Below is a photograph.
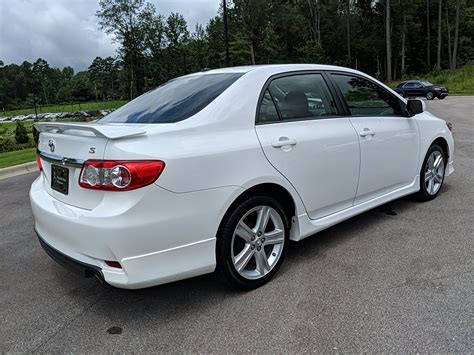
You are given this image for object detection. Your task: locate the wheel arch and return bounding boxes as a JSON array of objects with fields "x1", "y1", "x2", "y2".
[
  {"x1": 216, "y1": 183, "x2": 297, "y2": 237},
  {"x1": 430, "y1": 136, "x2": 449, "y2": 160}
]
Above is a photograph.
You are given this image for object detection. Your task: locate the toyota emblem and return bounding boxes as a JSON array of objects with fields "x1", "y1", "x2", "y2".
[{"x1": 48, "y1": 139, "x2": 55, "y2": 153}]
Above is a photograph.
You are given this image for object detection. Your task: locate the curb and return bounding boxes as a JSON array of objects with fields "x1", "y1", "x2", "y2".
[{"x1": 0, "y1": 161, "x2": 38, "y2": 180}]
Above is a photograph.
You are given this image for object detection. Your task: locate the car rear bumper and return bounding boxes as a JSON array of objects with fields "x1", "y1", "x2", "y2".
[
  {"x1": 36, "y1": 230, "x2": 104, "y2": 281},
  {"x1": 30, "y1": 174, "x2": 242, "y2": 289}
]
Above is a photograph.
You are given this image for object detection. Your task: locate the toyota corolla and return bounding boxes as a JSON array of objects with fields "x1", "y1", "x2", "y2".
[{"x1": 30, "y1": 64, "x2": 454, "y2": 289}]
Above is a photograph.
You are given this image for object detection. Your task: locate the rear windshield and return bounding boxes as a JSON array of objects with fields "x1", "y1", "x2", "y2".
[{"x1": 99, "y1": 73, "x2": 243, "y2": 124}]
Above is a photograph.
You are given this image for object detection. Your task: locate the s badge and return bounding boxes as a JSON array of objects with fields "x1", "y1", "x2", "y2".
[{"x1": 89, "y1": 147, "x2": 96, "y2": 154}]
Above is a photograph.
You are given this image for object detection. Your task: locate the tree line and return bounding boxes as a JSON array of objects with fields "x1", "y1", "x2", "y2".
[{"x1": 0, "y1": 0, "x2": 472, "y2": 111}]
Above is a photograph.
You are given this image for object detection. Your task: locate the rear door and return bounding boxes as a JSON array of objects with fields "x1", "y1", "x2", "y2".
[
  {"x1": 330, "y1": 73, "x2": 419, "y2": 204},
  {"x1": 255, "y1": 72, "x2": 360, "y2": 219}
]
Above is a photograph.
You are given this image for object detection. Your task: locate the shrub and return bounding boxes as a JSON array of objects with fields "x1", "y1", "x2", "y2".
[
  {"x1": 15, "y1": 121, "x2": 29, "y2": 144},
  {"x1": 0, "y1": 136, "x2": 16, "y2": 153}
]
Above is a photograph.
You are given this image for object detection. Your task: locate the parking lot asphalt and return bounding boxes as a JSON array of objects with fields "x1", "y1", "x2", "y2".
[{"x1": 1, "y1": 96, "x2": 472, "y2": 352}]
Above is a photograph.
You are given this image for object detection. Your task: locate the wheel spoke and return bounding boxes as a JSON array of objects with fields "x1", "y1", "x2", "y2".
[
  {"x1": 234, "y1": 245, "x2": 254, "y2": 272},
  {"x1": 430, "y1": 178, "x2": 436, "y2": 194},
  {"x1": 235, "y1": 221, "x2": 254, "y2": 243},
  {"x1": 434, "y1": 172, "x2": 443, "y2": 184},
  {"x1": 255, "y1": 251, "x2": 270, "y2": 275},
  {"x1": 427, "y1": 178, "x2": 434, "y2": 194},
  {"x1": 428, "y1": 153, "x2": 435, "y2": 169},
  {"x1": 425, "y1": 171, "x2": 432, "y2": 182},
  {"x1": 264, "y1": 229, "x2": 285, "y2": 245},
  {"x1": 434, "y1": 155, "x2": 443, "y2": 169},
  {"x1": 255, "y1": 206, "x2": 271, "y2": 233}
]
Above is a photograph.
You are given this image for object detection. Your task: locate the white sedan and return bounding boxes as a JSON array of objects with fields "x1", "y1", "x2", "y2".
[{"x1": 31, "y1": 64, "x2": 454, "y2": 289}]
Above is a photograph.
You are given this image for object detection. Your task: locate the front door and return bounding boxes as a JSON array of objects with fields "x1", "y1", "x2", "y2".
[{"x1": 331, "y1": 73, "x2": 420, "y2": 204}]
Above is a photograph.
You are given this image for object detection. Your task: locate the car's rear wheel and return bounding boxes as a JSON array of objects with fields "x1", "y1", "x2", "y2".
[
  {"x1": 416, "y1": 144, "x2": 446, "y2": 201},
  {"x1": 216, "y1": 195, "x2": 289, "y2": 289},
  {"x1": 426, "y1": 91, "x2": 434, "y2": 100}
]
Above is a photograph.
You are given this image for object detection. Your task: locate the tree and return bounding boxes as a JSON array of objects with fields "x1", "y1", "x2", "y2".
[
  {"x1": 346, "y1": 0, "x2": 351, "y2": 63},
  {"x1": 437, "y1": 0, "x2": 443, "y2": 69},
  {"x1": 15, "y1": 121, "x2": 29, "y2": 144},
  {"x1": 97, "y1": 0, "x2": 157, "y2": 99},
  {"x1": 427, "y1": 0, "x2": 431, "y2": 69},
  {"x1": 386, "y1": 0, "x2": 392, "y2": 81},
  {"x1": 451, "y1": 0, "x2": 461, "y2": 69}
]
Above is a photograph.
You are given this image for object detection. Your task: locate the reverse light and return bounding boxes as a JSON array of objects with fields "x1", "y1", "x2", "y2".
[
  {"x1": 79, "y1": 160, "x2": 165, "y2": 191},
  {"x1": 36, "y1": 153, "x2": 43, "y2": 172}
]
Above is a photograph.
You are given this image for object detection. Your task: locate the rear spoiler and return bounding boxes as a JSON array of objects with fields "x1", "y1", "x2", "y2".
[{"x1": 34, "y1": 122, "x2": 146, "y2": 140}]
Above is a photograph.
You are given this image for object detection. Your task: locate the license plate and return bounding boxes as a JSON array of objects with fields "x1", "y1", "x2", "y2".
[{"x1": 51, "y1": 164, "x2": 69, "y2": 195}]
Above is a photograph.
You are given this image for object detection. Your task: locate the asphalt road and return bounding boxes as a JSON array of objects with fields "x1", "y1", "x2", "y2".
[{"x1": 1, "y1": 96, "x2": 472, "y2": 352}]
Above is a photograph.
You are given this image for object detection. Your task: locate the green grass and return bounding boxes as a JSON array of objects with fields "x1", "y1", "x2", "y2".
[
  {"x1": 0, "y1": 118, "x2": 90, "y2": 134},
  {"x1": 391, "y1": 64, "x2": 474, "y2": 95},
  {"x1": 0, "y1": 100, "x2": 127, "y2": 117},
  {"x1": 0, "y1": 120, "x2": 35, "y2": 131},
  {"x1": 0, "y1": 148, "x2": 36, "y2": 169}
]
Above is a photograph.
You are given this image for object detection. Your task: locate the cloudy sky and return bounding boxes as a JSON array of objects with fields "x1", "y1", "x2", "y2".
[{"x1": 0, "y1": 0, "x2": 220, "y2": 71}]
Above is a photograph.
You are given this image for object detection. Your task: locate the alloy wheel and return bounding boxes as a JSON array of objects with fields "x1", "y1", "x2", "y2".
[
  {"x1": 424, "y1": 150, "x2": 445, "y2": 195},
  {"x1": 231, "y1": 205, "x2": 285, "y2": 280}
]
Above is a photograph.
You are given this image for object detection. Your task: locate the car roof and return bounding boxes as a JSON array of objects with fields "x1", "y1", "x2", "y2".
[{"x1": 192, "y1": 64, "x2": 366, "y2": 76}]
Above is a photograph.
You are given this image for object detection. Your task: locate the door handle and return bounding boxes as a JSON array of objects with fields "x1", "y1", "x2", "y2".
[
  {"x1": 271, "y1": 138, "x2": 297, "y2": 148},
  {"x1": 359, "y1": 128, "x2": 375, "y2": 137}
]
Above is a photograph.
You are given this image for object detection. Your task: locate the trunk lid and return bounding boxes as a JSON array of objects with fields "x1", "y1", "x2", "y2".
[{"x1": 35, "y1": 122, "x2": 147, "y2": 210}]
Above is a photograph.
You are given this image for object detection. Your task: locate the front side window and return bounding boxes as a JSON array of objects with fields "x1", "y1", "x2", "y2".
[
  {"x1": 332, "y1": 74, "x2": 403, "y2": 116},
  {"x1": 99, "y1": 73, "x2": 243, "y2": 124},
  {"x1": 264, "y1": 74, "x2": 338, "y2": 121}
]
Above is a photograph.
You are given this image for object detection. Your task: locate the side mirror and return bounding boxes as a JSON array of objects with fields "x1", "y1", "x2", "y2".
[{"x1": 406, "y1": 99, "x2": 425, "y2": 116}]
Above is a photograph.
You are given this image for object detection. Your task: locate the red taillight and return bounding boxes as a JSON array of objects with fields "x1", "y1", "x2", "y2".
[
  {"x1": 79, "y1": 160, "x2": 165, "y2": 191},
  {"x1": 36, "y1": 153, "x2": 43, "y2": 172},
  {"x1": 105, "y1": 260, "x2": 122, "y2": 268}
]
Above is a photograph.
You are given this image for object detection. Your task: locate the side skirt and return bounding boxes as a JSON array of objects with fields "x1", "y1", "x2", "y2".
[{"x1": 290, "y1": 175, "x2": 420, "y2": 241}]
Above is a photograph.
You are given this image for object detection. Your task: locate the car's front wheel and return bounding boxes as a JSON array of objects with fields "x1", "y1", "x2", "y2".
[
  {"x1": 416, "y1": 144, "x2": 446, "y2": 201},
  {"x1": 216, "y1": 195, "x2": 289, "y2": 289}
]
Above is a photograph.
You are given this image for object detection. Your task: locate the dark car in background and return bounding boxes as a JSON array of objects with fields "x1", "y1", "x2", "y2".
[{"x1": 395, "y1": 80, "x2": 449, "y2": 100}]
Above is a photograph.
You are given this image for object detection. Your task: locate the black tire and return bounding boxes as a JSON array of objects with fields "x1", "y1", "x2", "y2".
[
  {"x1": 426, "y1": 91, "x2": 434, "y2": 100},
  {"x1": 415, "y1": 144, "x2": 446, "y2": 201},
  {"x1": 439, "y1": 95, "x2": 446, "y2": 100},
  {"x1": 216, "y1": 195, "x2": 290, "y2": 289}
]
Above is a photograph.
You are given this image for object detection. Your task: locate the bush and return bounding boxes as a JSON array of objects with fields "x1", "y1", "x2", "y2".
[
  {"x1": 0, "y1": 136, "x2": 16, "y2": 153},
  {"x1": 15, "y1": 121, "x2": 29, "y2": 144}
]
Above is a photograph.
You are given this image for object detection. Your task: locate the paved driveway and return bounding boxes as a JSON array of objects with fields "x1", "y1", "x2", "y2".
[{"x1": 0, "y1": 96, "x2": 472, "y2": 352}]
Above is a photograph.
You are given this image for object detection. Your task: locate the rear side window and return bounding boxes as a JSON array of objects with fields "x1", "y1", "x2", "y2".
[
  {"x1": 258, "y1": 90, "x2": 279, "y2": 123},
  {"x1": 261, "y1": 74, "x2": 337, "y2": 122},
  {"x1": 99, "y1": 73, "x2": 243, "y2": 124},
  {"x1": 332, "y1": 74, "x2": 403, "y2": 116}
]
